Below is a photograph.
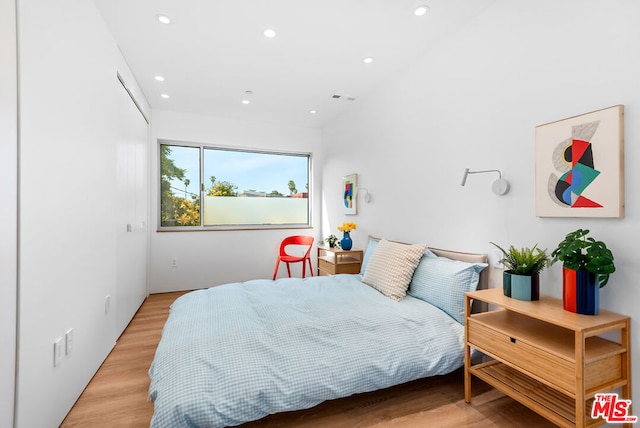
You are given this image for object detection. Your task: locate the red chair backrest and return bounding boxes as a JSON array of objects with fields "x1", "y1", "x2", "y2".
[{"x1": 279, "y1": 235, "x2": 314, "y2": 257}]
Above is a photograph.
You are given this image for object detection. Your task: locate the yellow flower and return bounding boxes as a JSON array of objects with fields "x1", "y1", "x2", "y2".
[{"x1": 337, "y1": 222, "x2": 357, "y2": 233}]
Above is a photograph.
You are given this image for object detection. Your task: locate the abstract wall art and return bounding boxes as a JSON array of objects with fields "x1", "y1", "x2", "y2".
[
  {"x1": 342, "y1": 173, "x2": 357, "y2": 215},
  {"x1": 535, "y1": 105, "x2": 624, "y2": 218}
]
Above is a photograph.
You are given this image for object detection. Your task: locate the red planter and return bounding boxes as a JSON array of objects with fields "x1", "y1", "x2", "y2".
[
  {"x1": 562, "y1": 267, "x2": 599, "y2": 315},
  {"x1": 562, "y1": 267, "x2": 577, "y2": 313}
]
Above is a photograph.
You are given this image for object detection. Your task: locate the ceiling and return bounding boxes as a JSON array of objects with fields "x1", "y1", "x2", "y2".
[{"x1": 94, "y1": 0, "x2": 496, "y2": 129}]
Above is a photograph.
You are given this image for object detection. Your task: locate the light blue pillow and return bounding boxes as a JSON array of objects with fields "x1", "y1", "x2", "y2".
[
  {"x1": 408, "y1": 255, "x2": 487, "y2": 324},
  {"x1": 359, "y1": 238, "x2": 378, "y2": 274}
]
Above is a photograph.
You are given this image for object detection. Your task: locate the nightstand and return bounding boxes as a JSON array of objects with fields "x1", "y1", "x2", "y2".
[
  {"x1": 317, "y1": 246, "x2": 363, "y2": 276},
  {"x1": 464, "y1": 288, "x2": 632, "y2": 428}
]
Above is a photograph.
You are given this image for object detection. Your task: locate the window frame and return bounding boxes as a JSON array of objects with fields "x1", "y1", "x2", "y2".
[{"x1": 157, "y1": 139, "x2": 313, "y2": 231}]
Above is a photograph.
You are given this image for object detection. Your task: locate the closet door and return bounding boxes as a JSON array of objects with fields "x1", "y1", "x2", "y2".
[
  {"x1": 115, "y1": 79, "x2": 149, "y2": 336},
  {"x1": 0, "y1": 0, "x2": 18, "y2": 424}
]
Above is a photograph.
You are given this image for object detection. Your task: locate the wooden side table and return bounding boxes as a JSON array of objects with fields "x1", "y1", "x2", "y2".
[
  {"x1": 464, "y1": 288, "x2": 632, "y2": 428},
  {"x1": 317, "y1": 246, "x2": 363, "y2": 276}
]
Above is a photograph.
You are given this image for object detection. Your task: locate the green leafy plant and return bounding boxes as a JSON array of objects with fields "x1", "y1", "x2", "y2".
[
  {"x1": 491, "y1": 242, "x2": 550, "y2": 276},
  {"x1": 321, "y1": 234, "x2": 340, "y2": 248},
  {"x1": 550, "y1": 229, "x2": 615, "y2": 287}
]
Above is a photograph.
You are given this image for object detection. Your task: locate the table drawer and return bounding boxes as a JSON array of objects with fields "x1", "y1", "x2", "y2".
[
  {"x1": 318, "y1": 256, "x2": 362, "y2": 275},
  {"x1": 318, "y1": 258, "x2": 334, "y2": 275},
  {"x1": 468, "y1": 318, "x2": 575, "y2": 394},
  {"x1": 334, "y1": 263, "x2": 361, "y2": 274}
]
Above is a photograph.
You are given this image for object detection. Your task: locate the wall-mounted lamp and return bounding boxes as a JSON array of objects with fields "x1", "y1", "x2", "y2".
[
  {"x1": 357, "y1": 187, "x2": 372, "y2": 203},
  {"x1": 461, "y1": 168, "x2": 510, "y2": 195}
]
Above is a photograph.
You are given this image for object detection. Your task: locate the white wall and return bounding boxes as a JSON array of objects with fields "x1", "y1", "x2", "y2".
[
  {"x1": 16, "y1": 0, "x2": 149, "y2": 426},
  {"x1": 0, "y1": 0, "x2": 17, "y2": 426},
  {"x1": 322, "y1": 0, "x2": 640, "y2": 405},
  {"x1": 150, "y1": 110, "x2": 322, "y2": 292}
]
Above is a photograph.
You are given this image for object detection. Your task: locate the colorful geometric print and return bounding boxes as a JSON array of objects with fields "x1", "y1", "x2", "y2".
[
  {"x1": 343, "y1": 180, "x2": 354, "y2": 208},
  {"x1": 551, "y1": 121, "x2": 602, "y2": 208}
]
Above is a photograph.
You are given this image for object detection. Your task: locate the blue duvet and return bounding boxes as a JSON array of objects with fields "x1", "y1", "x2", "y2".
[{"x1": 149, "y1": 274, "x2": 465, "y2": 427}]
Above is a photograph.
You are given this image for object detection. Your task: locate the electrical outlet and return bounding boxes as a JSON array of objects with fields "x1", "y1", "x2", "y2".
[
  {"x1": 491, "y1": 250, "x2": 504, "y2": 269},
  {"x1": 53, "y1": 337, "x2": 63, "y2": 367},
  {"x1": 171, "y1": 258, "x2": 177, "y2": 267},
  {"x1": 65, "y1": 328, "x2": 74, "y2": 355}
]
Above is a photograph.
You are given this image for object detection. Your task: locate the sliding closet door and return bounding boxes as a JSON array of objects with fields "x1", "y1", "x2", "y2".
[
  {"x1": 115, "y1": 79, "x2": 149, "y2": 336},
  {"x1": 0, "y1": 0, "x2": 17, "y2": 425}
]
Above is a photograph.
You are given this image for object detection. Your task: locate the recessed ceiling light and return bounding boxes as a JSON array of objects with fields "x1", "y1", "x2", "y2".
[
  {"x1": 154, "y1": 75, "x2": 165, "y2": 82},
  {"x1": 363, "y1": 57, "x2": 374, "y2": 64},
  {"x1": 310, "y1": 110, "x2": 317, "y2": 114},
  {"x1": 160, "y1": 93, "x2": 170, "y2": 99},
  {"x1": 414, "y1": 5, "x2": 430, "y2": 17},
  {"x1": 263, "y1": 28, "x2": 276, "y2": 38},
  {"x1": 241, "y1": 99, "x2": 251, "y2": 105},
  {"x1": 156, "y1": 14, "x2": 171, "y2": 24}
]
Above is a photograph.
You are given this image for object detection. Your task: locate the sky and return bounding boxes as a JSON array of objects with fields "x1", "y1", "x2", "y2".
[{"x1": 166, "y1": 145, "x2": 309, "y2": 198}]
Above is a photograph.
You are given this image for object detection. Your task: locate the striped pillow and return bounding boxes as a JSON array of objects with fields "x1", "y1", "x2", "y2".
[{"x1": 362, "y1": 239, "x2": 427, "y2": 301}]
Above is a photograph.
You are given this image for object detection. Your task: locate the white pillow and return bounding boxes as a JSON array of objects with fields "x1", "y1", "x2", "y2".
[{"x1": 362, "y1": 239, "x2": 427, "y2": 301}]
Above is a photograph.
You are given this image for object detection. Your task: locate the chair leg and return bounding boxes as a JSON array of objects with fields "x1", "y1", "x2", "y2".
[
  {"x1": 307, "y1": 258, "x2": 314, "y2": 276},
  {"x1": 273, "y1": 259, "x2": 280, "y2": 280},
  {"x1": 286, "y1": 262, "x2": 292, "y2": 278},
  {"x1": 301, "y1": 261, "x2": 306, "y2": 278}
]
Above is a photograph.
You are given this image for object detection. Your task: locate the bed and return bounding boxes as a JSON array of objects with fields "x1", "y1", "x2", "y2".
[{"x1": 148, "y1": 238, "x2": 488, "y2": 427}]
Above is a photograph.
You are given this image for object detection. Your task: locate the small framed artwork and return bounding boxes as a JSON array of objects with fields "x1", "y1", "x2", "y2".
[
  {"x1": 342, "y1": 173, "x2": 357, "y2": 215},
  {"x1": 535, "y1": 105, "x2": 624, "y2": 218}
]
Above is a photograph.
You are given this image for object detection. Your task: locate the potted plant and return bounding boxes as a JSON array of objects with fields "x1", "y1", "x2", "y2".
[
  {"x1": 491, "y1": 242, "x2": 551, "y2": 301},
  {"x1": 321, "y1": 234, "x2": 340, "y2": 248},
  {"x1": 550, "y1": 229, "x2": 615, "y2": 315}
]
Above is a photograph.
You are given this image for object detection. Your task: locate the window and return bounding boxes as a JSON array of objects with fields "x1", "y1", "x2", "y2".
[{"x1": 160, "y1": 141, "x2": 311, "y2": 229}]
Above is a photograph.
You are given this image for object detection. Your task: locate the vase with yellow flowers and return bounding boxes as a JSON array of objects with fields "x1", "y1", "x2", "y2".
[{"x1": 337, "y1": 222, "x2": 357, "y2": 250}]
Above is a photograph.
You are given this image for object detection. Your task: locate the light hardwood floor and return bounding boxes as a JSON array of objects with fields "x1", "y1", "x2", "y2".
[{"x1": 61, "y1": 291, "x2": 555, "y2": 428}]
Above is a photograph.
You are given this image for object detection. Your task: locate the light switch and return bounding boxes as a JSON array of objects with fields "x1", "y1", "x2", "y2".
[
  {"x1": 54, "y1": 337, "x2": 63, "y2": 367},
  {"x1": 65, "y1": 328, "x2": 74, "y2": 355}
]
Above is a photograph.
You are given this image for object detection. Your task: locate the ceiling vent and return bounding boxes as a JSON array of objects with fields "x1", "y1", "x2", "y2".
[{"x1": 331, "y1": 94, "x2": 356, "y2": 101}]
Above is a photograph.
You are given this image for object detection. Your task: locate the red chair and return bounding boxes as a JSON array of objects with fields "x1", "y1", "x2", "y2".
[{"x1": 272, "y1": 235, "x2": 315, "y2": 280}]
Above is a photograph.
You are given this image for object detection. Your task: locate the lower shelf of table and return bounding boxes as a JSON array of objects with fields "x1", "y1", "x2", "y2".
[{"x1": 468, "y1": 360, "x2": 604, "y2": 428}]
